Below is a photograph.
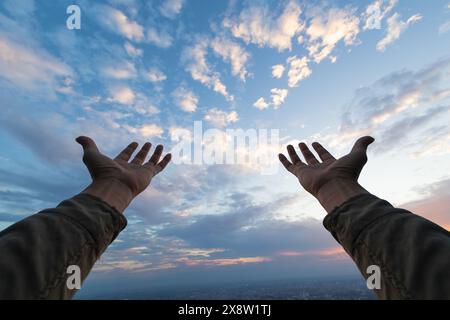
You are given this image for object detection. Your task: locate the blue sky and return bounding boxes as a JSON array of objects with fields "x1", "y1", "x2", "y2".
[{"x1": 0, "y1": 0, "x2": 450, "y2": 297}]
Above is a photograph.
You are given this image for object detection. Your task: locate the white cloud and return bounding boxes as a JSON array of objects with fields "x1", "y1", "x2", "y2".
[
  {"x1": 147, "y1": 27, "x2": 173, "y2": 48},
  {"x1": 271, "y1": 64, "x2": 285, "y2": 79},
  {"x1": 103, "y1": 61, "x2": 136, "y2": 79},
  {"x1": 98, "y1": 5, "x2": 144, "y2": 41},
  {"x1": 172, "y1": 87, "x2": 198, "y2": 112},
  {"x1": 286, "y1": 56, "x2": 312, "y2": 87},
  {"x1": 223, "y1": 0, "x2": 303, "y2": 52},
  {"x1": 305, "y1": 7, "x2": 360, "y2": 63},
  {"x1": 376, "y1": 13, "x2": 422, "y2": 52},
  {"x1": 253, "y1": 97, "x2": 269, "y2": 110},
  {"x1": 253, "y1": 88, "x2": 289, "y2": 110},
  {"x1": 138, "y1": 124, "x2": 163, "y2": 138},
  {"x1": 125, "y1": 123, "x2": 164, "y2": 138},
  {"x1": 182, "y1": 39, "x2": 233, "y2": 100},
  {"x1": 108, "y1": 86, "x2": 135, "y2": 105},
  {"x1": 270, "y1": 88, "x2": 288, "y2": 108},
  {"x1": 160, "y1": 0, "x2": 184, "y2": 19},
  {"x1": 363, "y1": 0, "x2": 398, "y2": 30},
  {"x1": 0, "y1": 35, "x2": 72, "y2": 94},
  {"x1": 124, "y1": 42, "x2": 143, "y2": 57},
  {"x1": 210, "y1": 37, "x2": 250, "y2": 81},
  {"x1": 146, "y1": 68, "x2": 167, "y2": 82},
  {"x1": 204, "y1": 108, "x2": 239, "y2": 127}
]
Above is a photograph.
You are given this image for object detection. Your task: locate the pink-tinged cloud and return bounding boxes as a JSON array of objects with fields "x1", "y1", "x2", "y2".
[
  {"x1": 178, "y1": 256, "x2": 272, "y2": 267},
  {"x1": 401, "y1": 179, "x2": 450, "y2": 231},
  {"x1": 277, "y1": 247, "x2": 348, "y2": 260}
]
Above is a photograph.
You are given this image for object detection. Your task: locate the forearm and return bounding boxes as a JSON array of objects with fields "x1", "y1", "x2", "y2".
[
  {"x1": 0, "y1": 194, "x2": 127, "y2": 299},
  {"x1": 82, "y1": 178, "x2": 134, "y2": 213},
  {"x1": 323, "y1": 193, "x2": 450, "y2": 299},
  {"x1": 316, "y1": 179, "x2": 369, "y2": 214}
]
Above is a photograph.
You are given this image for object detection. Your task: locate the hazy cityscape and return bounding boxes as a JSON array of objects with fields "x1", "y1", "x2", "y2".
[{"x1": 78, "y1": 278, "x2": 376, "y2": 300}]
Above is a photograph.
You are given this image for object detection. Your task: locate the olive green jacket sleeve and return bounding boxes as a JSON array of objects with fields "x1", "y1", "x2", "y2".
[
  {"x1": 324, "y1": 193, "x2": 450, "y2": 299},
  {"x1": 0, "y1": 193, "x2": 127, "y2": 300}
]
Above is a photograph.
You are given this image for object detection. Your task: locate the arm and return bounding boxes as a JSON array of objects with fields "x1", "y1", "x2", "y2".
[
  {"x1": 0, "y1": 137, "x2": 171, "y2": 299},
  {"x1": 279, "y1": 137, "x2": 450, "y2": 299}
]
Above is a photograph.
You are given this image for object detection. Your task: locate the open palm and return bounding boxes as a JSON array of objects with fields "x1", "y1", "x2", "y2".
[
  {"x1": 279, "y1": 136, "x2": 374, "y2": 197},
  {"x1": 76, "y1": 136, "x2": 171, "y2": 197}
]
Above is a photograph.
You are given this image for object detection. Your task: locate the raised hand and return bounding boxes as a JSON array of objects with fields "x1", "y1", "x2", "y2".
[
  {"x1": 278, "y1": 136, "x2": 374, "y2": 213},
  {"x1": 76, "y1": 136, "x2": 171, "y2": 212}
]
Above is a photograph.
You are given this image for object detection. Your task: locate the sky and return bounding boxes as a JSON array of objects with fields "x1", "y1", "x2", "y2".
[{"x1": 0, "y1": 0, "x2": 449, "y2": 298}]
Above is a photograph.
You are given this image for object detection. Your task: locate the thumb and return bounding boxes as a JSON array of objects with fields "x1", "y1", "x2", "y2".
[
  {"x1": 350, "y1": 136, "x2": 375, "y2": 154},
  {"x1": 76, "y1": 136, "x2": 99, "y2": 153}
]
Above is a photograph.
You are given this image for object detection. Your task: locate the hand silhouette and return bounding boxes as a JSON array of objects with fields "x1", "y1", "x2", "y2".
[
  {"x1": 279, "y1": 136, "x2": 374, "y2": 212},
  {"x1": 76, "y1": 136, "x2": 171, "y2": 212}
]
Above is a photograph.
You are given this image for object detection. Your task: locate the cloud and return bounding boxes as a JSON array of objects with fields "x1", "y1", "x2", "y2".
[
  {"x1": 0, "y1": 35, "x2": 72, "y2": 95},
  {"x1": 108, "y1": 86, "x2": 136, "y2": 104},
  {"x1": 102, "y1": 61, "x2": 137, "y2": 79},
  {"x1": 172, "y1": 87, "x2": 198, "y2": 112},
  {"x1": 204, "y1": 108, "x2": 239, "y2": 127},
  {"x1": 178, "y1": 256, "x2": 271, "y2": 267},
  {"x1": 124, "y1": 42, "x2": 143, "y2": 57},
  {"x1": 401, "y1": 178, "x2": 450, "y2": 231},
  {"x1": 182, "y1": 39, "x2": 233, "y2": 100},
  {"x1": 270, "y1": 88, "x2": 288, "y2": 108},
  {"x1": 0, "y1": 112, "x2": 78, "y2": 164},
  {"x1": 160, "y1": 0, "x2": 184, "y2": 19},
  {"x1": 137, "y1": 124, "x2": 164, "y2": 138},
  {"x1": 253, "y1": 97, "x2": 269, "y2": 110},
  {"x1": 97, "y1": 5, "x2": 144, "y2": 42},
  {"x1": 210, "y1": 37, "x2": 250, "y2": 81},
  {"x1": 145, "y1": 68, "x2": 167, "y2": 82},
  {"x1": 376, "y1": 13, "x2": 422, "y2": 52},
  {"x1": 362, "y1": 0, "x2": 398, "y2": 30},
  {"x1": 253, "y1": 88, "x2": 289, "y2": 110},
  {"x1": 286, "y1": 56, "x2": 312, "y2": 87},
  {"x1": 271, "y1": 64, "x2": 285, "y2": 79},
  {"x1": 147, "y1": 27, "x2": 173, "y2": 48},
  {"x1": 314, "y1": 57, "x2": 450, "y2": 153},
  {"x1": 305, "y1": 7, "x2": 360, "y2": 63},
  {"x1": 223, "y1": 0, "x2": 304, "y2": 52}
]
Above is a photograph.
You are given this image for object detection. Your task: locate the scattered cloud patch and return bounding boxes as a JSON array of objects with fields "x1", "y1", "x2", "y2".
[
  {"x1": 286, "y1": 56, "x2": 312, "y2": 87},
  {"x1": 305, "y1": 7, "x2": 360, "y2": 63},
  {"x1": 160, "y1": 0, "x2": 184, "y2": 19},
  {"x1": 172, "y1": 87, "x2": 198, "y2": 112},
  {"x1": 204, "y1": 108, "x2": 239, "y2": 127},
  {"x1": 145, "y1": 68, "x2": 167, "y2": 82},
  {"x1": 376, "y1": 13, "x2": 422, "y2": 51},
  {"x1": 223, "y1": 0, "x2": 304, "y2": 52},
  {"x1": 271, "y1": 64, "x2": 285, "y2": 79}
]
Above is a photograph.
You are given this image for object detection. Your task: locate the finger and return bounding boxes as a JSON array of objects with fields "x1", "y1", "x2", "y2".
[
  {"x1": 312, "y1": 142, "x2": 336, "y2": 162},
  {"x1": 149, "y1": 145, "x2": 164, "y2": 164},
  {"x1": 154, "y1": 153, "x2": 172, "y2": 174},
  {"x1": 76, "y1": 136, "x2": 99, "y2": 153},
  {"x1": 114, "y1": 142, "x2": 138, "y2": 161},
  {"x1": 287, "y1": 145, "x2": 303, "y2": 165},
  {"x1": 350, "y1": 136, "x2": 375, "y2": 154},
  {"x1": 278, "y1": 154, "x2": 293, "y2": 172},
  {"x1": 131, "y1": 142, "x2": 152, "y2": 165},
  {"x1": 299, "y1": 142, "x2": 320, "y2": 165}
]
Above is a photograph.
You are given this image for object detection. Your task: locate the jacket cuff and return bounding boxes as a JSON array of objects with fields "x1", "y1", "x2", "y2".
[
  {"x1": 323, "y1": 193, "x2": 398, "y2": 254},
  {"x1": 55, "y1": 193, "x2": 127, "y2": 255}
]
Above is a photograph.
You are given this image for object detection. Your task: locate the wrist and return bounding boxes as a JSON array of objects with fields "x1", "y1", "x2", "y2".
[
  {"x1": 82, "y1": 178, "x2": 134, "y2": 213},
  {"x1": 316, "y1": 179, "x2": 368, "y2": 214}
]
